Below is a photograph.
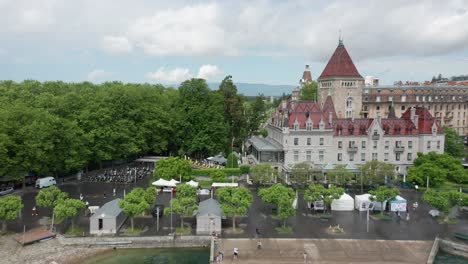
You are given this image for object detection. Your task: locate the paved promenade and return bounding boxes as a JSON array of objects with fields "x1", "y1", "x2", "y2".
[{"x1": 216, "y1": 238, "x2": 433, "y2": 263}]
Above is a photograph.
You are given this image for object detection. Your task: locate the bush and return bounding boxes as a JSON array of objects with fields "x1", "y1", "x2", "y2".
[
  {"x1": 226, "y1": 153, "x2": 238, "y2": 168},
  {"x1": 191, "y1": 168, "x2": 241, "y2": 177},
  {"x1": 212, "y1": 171, "x2": 227, "y2": 183},
  {"x1": 240, "y1": 165, "x2": 250, "y2": 174}
]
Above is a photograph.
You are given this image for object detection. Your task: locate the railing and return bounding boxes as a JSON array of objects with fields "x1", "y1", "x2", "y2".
[{"x1": 347, "y1": 146, "x2": 358, "y2": 153}]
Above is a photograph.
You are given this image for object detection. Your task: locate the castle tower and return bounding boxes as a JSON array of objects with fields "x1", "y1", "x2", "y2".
[
  {"x1": 300, "y1": 64, "x2": 312, "y2": 86},
  {"x1": 317, "y1": 39, "x2": 364, "y2": 119}
]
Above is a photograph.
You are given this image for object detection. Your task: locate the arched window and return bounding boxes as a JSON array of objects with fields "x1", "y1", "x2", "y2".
[{"x1": 346, "y1": 97, "x2": 353, "y2": 108}]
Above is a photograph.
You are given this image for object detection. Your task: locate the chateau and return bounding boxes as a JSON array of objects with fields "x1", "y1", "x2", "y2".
[{"x1": 248, "y1": 40, "x2": 446, "y2": 176}]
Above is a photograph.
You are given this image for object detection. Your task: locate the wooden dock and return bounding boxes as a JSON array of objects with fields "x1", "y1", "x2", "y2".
[{"x1": 14, "y1": 228, "x2": 56, "y2": 245}]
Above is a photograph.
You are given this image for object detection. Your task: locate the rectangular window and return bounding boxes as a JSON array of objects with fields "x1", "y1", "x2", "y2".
[
  {"x1": 401, "y1": 105, "x2": 406, "y2": 111},
  {"x1": 294, "y1": 138, "x2": 298, "y2": 146},
  {"x1": 337, "y1": 153, "x2": 342, "y2": 161},
  {"x1": 401, "y1": 95, "x2": 406, "y2": 102},
  {"x1": 437, "y1": 141, "x2": 441, "y2": 149},
  {"x1": 385, "y1": 141, "x2": 389, "y2": 150},
  {"x1": 307, "y1": 138, "x2": 311, "y2": 145},
  {"x1": 362, "y1": 141, "x2": 366, "y2": 149},
  {"x1": 395, "y1": 140, "x2": 402, "y2": 147},
  {"x1": 338, "y1": 141, "x2": 342, "y2": 149},
  {"x1": 373, "y1": 141, "x2": 378, "y2": 150},
  {"x1": 416, "y1": 95, "x2": 419, "y2": 102},
  {"x1": 349, "y1": 153, "x2": 354, "y2": 162},
  {"x1": 372, "y1": 153, "x2": 378, "y2": 160},
  {"x1": 427, "y1": 141, "x2": 431, "y2": 149},
  {"x1": 408, "y1": 141, "x2": 413, "y2": 149},
  {"x1": 361, "y1": 153, "x2": 365, "y2": 161},
  {"x1": 407, "y1": 153, "x2": 412, "y2": 161},
  {"x1": 319, "y1": 151, "x2": 324, "y2": 162},
  {"x1": 319, "y1": 137, "x2": 324, "y2": 146},
  {"x1": 389, "y1": 96, "x2": 393, "y2": 102},
  {"x1": 396, "y1": 153, "x2": 400, "y2": 161},
  {"x1": 294, "y1": 151, "x2": 299, "y2": 162},
  {"x1": 349, "y1": 141, "x2": 355, "y2": 147},
  {"x1": 376, "y1": 96, "x2": 381, "y2": 102},
  {"x1": 306, "y1": 151, "x2": 312, "y2": 161},
  {"x1": 384, "y1": 153, "x2": 389, "y2": 161}
]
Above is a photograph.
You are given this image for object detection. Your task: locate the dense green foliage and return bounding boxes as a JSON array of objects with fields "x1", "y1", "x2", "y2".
[
  {"x1": 190, "y1": 168, "x2": 242, "y2": 177},
  {"x1": 423, "y1": 189, "x2": 468, "y2": 220},
  {"x1": 259, "y1": 184, "x2": 295, "y2": 227},
  {"x1": 290, "y1": 162, "x2": 313, "y2": 186},
  {"x1": 36, "y1": 186, "x2": 69, "y2": 209},
  {"x1": 216, "y1": 187, "x2": 253, "y2": 230},
  {"x1": 304, "y1": 184, "x2": 344, "y2": 214},
  {"x1": 154, "y1": 157, "x2": 192, "y2": 181},
  {"x1": 211, "y1": 170, "x2": 227, "y2": 183},
  {"x1": 369, "y1": 187, "x2": 400, "y2": 215},
  {"x1": 327, "y1": 165, "x2": 353, "y2": 186},
  {"x1": 226, "y1": 153, "x2": 238, "y2": 168},
  {"x1": 239, "y1": 165, "x2": 250, "y2": 175},
  {"x1": 118, "y1": 188, "x2": 151, "y2": 231},
  {"x1": 0, "y1": 79, "x2": 266, "y2": 180},
  {"x1": 0, "y1": 196, "x2": 23, "y2": 231},
  {"x1": 443, "y1": 126, "x2": 464, "y2": 158},
  {"x1": 164, "y1": 184, "x2": 198, "y2": 228},
  {"x1": 54, "y1": 198, "x2": 85, "y2": 231},
  {"x1": 409, "y1": 152, "x2": 467, "y2": 185},
  {"x1": 299, "y1": 82, "x2": 318, "y2": 101},
  {"x1": 251, "y1": 164, "x2": 276, "y2": 185},
  {"x1": 359, "y1": 161, "x2": 395, "y2": 185}
]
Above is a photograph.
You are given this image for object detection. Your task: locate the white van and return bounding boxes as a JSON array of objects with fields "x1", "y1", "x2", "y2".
[{"x1": 36, "y1": 177, "x2": 56, "y2": 189}]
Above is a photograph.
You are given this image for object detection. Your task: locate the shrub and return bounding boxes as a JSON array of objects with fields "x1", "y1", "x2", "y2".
[
  {"x1": 240, "y1": 165, "x2": 250, "y2": 174},
  {"x1": 191, "y1": 168, "x2": 241, "y2": 177},
  {"x1": 226, "y1": 153, "x2": 238, "y2": 168}
]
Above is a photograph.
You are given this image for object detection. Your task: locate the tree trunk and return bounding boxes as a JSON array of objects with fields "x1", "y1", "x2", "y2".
[
  {"x1": 22, "y1": 177, "x2": 26, "y2": 190},
  {"x1": 71, "y1": 219, "x2": 74, "y2": 232},
  {"x1": 283, "y1": 219, "x2": 286, "y2": 228},
  {"x1": 2, "y1": 220, "x2": 6, "y2": 232},
  {"x1": 232, "y1": 216, "x2": 236, "y2": 231},
  {"x1": 131, "y1": 217, "x2": 134, "y2": 231},
  {"x1": 381, "y1": 202, "x2": 384, "y2": 215},
  {"x1": 181, "y1": 216, "x2": 184, "y2": 228}
]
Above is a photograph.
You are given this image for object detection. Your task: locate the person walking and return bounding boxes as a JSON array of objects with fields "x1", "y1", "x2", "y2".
[
  {"x1": 233, "y1": 248, "x2": 239, "y2": 260},
  {"x1": 257, "y1": 240, "x2": 262, "y2": 250},
  {"x1": 113, "y1": 188, "x2": 116, "y2": 197},
  {"x1": 32, "y1": 206, "x2": 38, "y2": 216},
  {"x1": 79, "y1": 193, "x2": 84, "y2": 201},
  {"x1": 303, "y1": 252, "x2": 308, "y2": 264}
]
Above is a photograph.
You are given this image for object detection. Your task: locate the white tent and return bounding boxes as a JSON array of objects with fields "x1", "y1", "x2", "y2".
[
  {"x1": 152, "y1": 178, "x2": 176, "y2": 187},
  {"x1": 186, "y1": 180, "x2": 199, "y2": 187},
  {"x1": 355, "y1": 194, "x2": 371, "y2": 211},
  {"x1": 390, "y1": 195, "x2": 407, "y2": 212},
  {"x1": 331, "y1": 193, "x2": 354, "y2": 211},
  {"x1": 169, "y1": 179, "x2": 180, "y2": 185},
  {"x1": 211, "y1": 183, "x2": 238, "y2": 188}
]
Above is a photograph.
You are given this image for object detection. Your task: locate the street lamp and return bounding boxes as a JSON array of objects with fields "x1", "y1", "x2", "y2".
[{"x1": 231, "y1": 137, "x2": 235, "y2": 184}]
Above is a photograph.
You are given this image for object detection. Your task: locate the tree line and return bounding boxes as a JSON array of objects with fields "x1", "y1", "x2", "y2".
[{"x1": 0, "y1": 77, "x2": 266, "y2": 182}]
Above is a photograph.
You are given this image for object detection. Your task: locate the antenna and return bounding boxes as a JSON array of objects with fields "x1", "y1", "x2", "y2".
[{"x1": 338, "y1": 29, "x2": 343, "y2": 45}]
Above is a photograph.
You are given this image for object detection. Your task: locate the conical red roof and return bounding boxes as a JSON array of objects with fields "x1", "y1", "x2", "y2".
[{"x1": 318, "y1": 42, "x2": 363, "y2": 80}]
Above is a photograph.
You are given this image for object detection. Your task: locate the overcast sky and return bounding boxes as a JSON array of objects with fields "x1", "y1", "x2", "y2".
[{"x1": 0, "y1": 0, "x2": 467, "y2": 85}]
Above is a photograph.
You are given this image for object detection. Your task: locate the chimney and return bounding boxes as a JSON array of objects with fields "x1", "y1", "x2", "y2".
[
  {"x1": 376, "y1": 111, "x2": 381, "y2": 123},
  {"x1": 329, "y1": 112, "x2": 333, "y2": 125},
  {"x1": 410, "y1": 107, "x2": 419, "y2": 129}
]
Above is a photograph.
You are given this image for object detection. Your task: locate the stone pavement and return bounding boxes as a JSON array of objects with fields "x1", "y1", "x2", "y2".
[{"x1": 216, "y1": 238, "x2": 433, "y2": 263}]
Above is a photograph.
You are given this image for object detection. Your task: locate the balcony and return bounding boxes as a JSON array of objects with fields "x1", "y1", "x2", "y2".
[
  {"x1": 347, "y1": 146, "x2": 358, "y2": 153},
  {"x1": 372, "y1": 134, "x2": 380, "y2": 140},
  {"x1": 394, "y1": 146, "x2": 405, "y2": 153}
]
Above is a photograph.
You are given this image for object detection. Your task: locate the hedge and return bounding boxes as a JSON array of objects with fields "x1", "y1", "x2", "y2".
[{"x1": 191, "y1": 168, "x2": 242, "y2": 177}]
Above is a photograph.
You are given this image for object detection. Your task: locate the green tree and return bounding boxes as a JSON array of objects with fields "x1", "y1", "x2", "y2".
[
  {"x1": 36, "y1": 186, "x2": 69, "y2": 209},
  {"x1": 154, "y1": 157, "x2": 192, "y2": 181},
  {"x1": 299, "y1": 81, "x2": 318, "y2": 101},
  {"x1": 245, "y1": 95, "x2": 266, "y2": 137},
  {"x1": 407, "y1": 163, "x2": 446, "y2": 188},
  {"x1": 239, "y1": 165, "x2": 250, "y2": 175},
  {"x1": 304, "y1": 184, "x2": 344, "y2": 214},
  {"x1": 258, "y1": 184, "x2": 295, "y2": 227},
  {"x1": 423, "y1": 190, "x2": 468, "y2": 221},
  {"x1": 443, "y1": 126, "x2": 464, "y2": 158},
  {"x1": 212, "y1": 170, "x2": 227, "y2": 183},
  {"x1": 164, "y1": 184, "x2": 197, "y2": 228},
  {"x1": 412, "y1": 152, "x2": 468, "y2": 184},
  {"x1": 144, "y1": 187, "x2": 157, "y2": 205},
  {"x1": 251, "y1": 164, "x2": 275, "y2": 185},
  {"x1": 369, "y1": 186, "x2": 400, "y2": 215},
  {"x1": 327, "y1": 165, "x2": 353, "y2": 186},
  {"x1": 0, "y1": 196, "x2": 23, "y2": 232},
  {"x1": 216, "y1": 187, "x2": 253, "y2": 231},
  {"x1": 226, "y1": 152, "x2": 238, "y2": 168},
  {"x1": 290, "y1": 162, "x2": 312, "y2": 186},
  {"x1": 118, "y1": 188, "x2": 150, "y2": 231},
  {"x1": 54, "y1": 198, "x2": 85, "y2": 232},
  {"x1": 359, "y1": 160, "x2": 395, "y2": 185}
]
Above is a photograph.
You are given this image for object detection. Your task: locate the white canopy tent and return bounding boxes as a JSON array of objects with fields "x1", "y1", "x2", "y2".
[
  {"x1": 186, "y1": 180, "x2": 199, "y2": 187},
  {"x1": 152, "y1": 178, "x2": 176, "y2": 187},
  {"x1": 169, "y1": 179, "x2": 180, "y2": 185},
  {"x1": 331, "y1": 193, "x2": 354, "y2": 211},
  {"x1": 211, "y1": 183, "x2": 238, "y2": 188},
  {"x1": 390, "y1": 195, "x2": 407, "y2": 212},
  {"x1": 355, "y1": 194, "x2": 371, "y2": 211}
]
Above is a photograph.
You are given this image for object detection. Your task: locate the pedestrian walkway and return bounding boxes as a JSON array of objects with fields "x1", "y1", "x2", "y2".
[{"x1": 217, "y1": 238, "x2": 433, "y2": 263}]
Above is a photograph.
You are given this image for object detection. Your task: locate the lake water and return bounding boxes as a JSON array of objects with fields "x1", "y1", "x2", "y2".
[
  {"x1": 434, "y1": 250, "x2": 468, "y2": 264},
  {"x1": 81, "y1": 248, "x2": 209, "y2": 264}
]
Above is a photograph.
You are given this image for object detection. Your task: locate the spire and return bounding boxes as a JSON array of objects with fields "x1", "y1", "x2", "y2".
[
  {"x1": 318, "y1": 40, "x2": 363, "y2": 80},
  {"x1": 388, "y1": 100, "x2": 396, "y2": 118},
  {"x1": 301, "y1": 64, "x2": 312, "y2": 83},
  {"x1": 338, "y1": 29, "x2": 343, "y2": 46}
]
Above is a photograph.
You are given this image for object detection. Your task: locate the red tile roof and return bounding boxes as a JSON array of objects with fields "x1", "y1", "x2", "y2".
[
  {"x1": 287, "y1": 101, "x2": 332, "y2": 129},
  {"x1": 400, "y1": 107, "x2": 443, "y2": 134},
  {"x1": 318, "y1": 42, "x2": 363, "y2": 80},
  {"x1": 302, "y1": 65, "x2": 312, "y2": 81}
]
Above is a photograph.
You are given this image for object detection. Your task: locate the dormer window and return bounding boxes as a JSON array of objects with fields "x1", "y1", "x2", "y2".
[
  {"x1": 306, "y1": 120, "x2": 313, "y2": 131},
  {"x1": 294, "y1": 119, "x2": 299, "y2": 130},
  {"x1": 319, "y1": 120, "x2": 325, "y2": 130}
]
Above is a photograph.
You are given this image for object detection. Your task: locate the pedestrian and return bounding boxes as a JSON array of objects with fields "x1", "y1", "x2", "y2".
[
  {"x1": 303, "y1": 252, "x2": 307, "y2": 263},
  {"x1": 257, "y1": 240, "x2": 262, "y2": 250},
  {"x1": 396, "y1": 211, "x2": 401, "y2": 219},
  {"x1": 233, "y1": 248, "x2": 239, "y2": 259},
  {"x1": 85, "y1": 200, "x2": 89, "y2": 208},
  {"x1": 113, "y1": 188, "x2": 116, "y2": 197},
  {"x1": 79, "y1": 193, "x2": 83, "y2": 201},
  {"x1": 103, "y1": 191, "x2": 106, "y2": 198},
  {"x1": 406, "y1": 212, "x2": 410, "y2": 221},
  {"x1": 413, "y1": 202, "x2": 418, "y2": 210},
  {"x1": 32, "y1": 206, "x2": 38, "y2": 216},
  {"x1": 219, "y1": 251, "x2": 224, "y2": 261},
  {"x1": 215, "y1": 253, "x2": 221, "y2": 263}
]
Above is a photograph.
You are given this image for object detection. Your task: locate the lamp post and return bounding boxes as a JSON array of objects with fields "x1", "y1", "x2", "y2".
[{"x1": 231, "y1": 137, "x2": 235, "y2": 184}]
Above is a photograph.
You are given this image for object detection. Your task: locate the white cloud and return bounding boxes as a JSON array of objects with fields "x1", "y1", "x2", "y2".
[
  {"x1": 87, "y1": 69, "x2": 114, "y2": 82},
  {"x1": 101, "y1": 36, "x2": 132, "y2": 54},
  {"x1": 197, "y1": 64, "x2": 223, "y2": 80},
  {"x1": 146, "y1": 64, "x2": 224, "y2": 83},
  {"x1": 146, "y1": 67, "x2": 193, "y2": 84},
  {"x1": 0, "y1": 47, "x2": 6, "y2": 55}
]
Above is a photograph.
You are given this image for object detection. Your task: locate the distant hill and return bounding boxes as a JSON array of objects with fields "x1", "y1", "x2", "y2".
[{"x1": 207, "y1": 82, "x2": 294, "y2": 96}]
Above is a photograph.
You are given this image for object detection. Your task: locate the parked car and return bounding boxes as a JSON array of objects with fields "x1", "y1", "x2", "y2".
[
  {"x1": 36, "y1": 177, "x2": 56, "y2": 189},
  {"x1": 151, "y1": 204, "x2": 165, "y2": 217},
  {"x1": 0, "y1": 186, "x2": 14, "y2": 196}
]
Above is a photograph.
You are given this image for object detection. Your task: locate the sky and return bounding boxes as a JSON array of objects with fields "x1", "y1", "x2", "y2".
[{"x1": 0, "y1": 0, "x2": 467, "y2": 87}]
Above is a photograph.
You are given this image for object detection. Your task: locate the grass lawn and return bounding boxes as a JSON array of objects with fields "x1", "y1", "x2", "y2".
[
  {"x1": 275, "y1": 226, "x2": 293, "y2": 234},
  {"x1": 319, "y1": 213, "x2": 333, "y2": 219},
  {"x1": 65, "y1": 226, "x2": 85, "y2": 236},
  {"x1": 175, "y1": 227, "x2": 191, "y2": 235},
  {"x1": 121, "y1": 228, "x2": 142, "y2": 236}
]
